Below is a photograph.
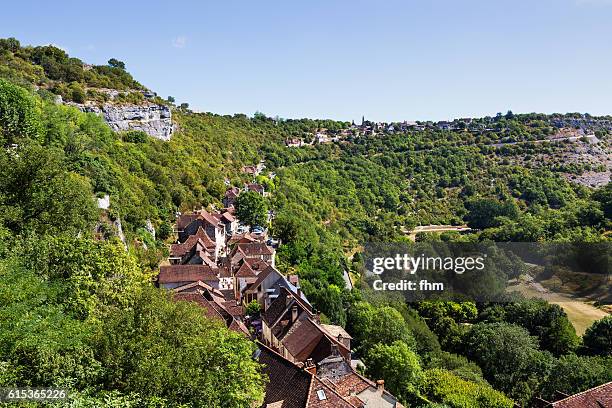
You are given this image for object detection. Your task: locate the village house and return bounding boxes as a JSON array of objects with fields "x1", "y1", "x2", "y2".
[
  {"x1": 223, "y1": 186, "x2": 240, "y2": 208},
  {"x1": 172, "y1": 280, "x2": 249, "y2": 336},
  {"x1": 316, "y1": 348, "x2": 404, "y2": 408},
  {"x1": 238, "y1": 264, "x2": 297, "y2": 308},
  {"x1": 213, "y1": 209, "x2": 238, "y2": 236},
  {"x1": 242, "y1": 161, "x2": 265, "y2": 178},
  {"x1": 257, "y1": 343, "x2": 405, "y2": 408},
  {"x1": 286, "y1": 137, "x2": 305, "y2": 147},
  {"x1": 320, "y1": 324, "x2": 352, "y2": 351},
  {"x1": 257, "y1": 344, "x2": 356, "y2": 408},
  {"x1": 169, "y1": 226, "x2": 217, "y2": 265},
  {"x1": 246, "y1": 182, "x2": 267, "y2": 196},
  {"x1": 158, "y1": 264, "x2": 220, "y2": 289},
  {"x1": 176, "y1": 210, "x2": 226, "y2": 256},
  {"x1": 231, "y1": 241, "x2": 276, "y2": 267}
]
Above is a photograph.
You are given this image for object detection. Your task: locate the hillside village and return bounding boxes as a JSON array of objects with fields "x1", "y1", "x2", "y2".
[
  {"x1": 2, "y1": 37, "x2": 612, "y2": 408},
  {"x1": 156, "y1": 178, "x2": 404, "y2": 407},
  {"x1": 286, "y1": 114, "x2": 612, "y2": 147}
]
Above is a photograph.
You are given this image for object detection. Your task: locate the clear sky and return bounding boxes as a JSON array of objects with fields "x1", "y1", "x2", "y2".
[{"x1": 3, "y1": 0, "x2": 612, "y2": 122}]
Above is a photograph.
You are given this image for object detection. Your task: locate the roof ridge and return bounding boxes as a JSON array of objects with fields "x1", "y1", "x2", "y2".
[{"x1": 552, "y1": 381, "x2": 612, "y2": 405}]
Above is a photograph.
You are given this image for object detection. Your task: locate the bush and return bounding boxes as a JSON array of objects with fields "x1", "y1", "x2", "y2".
[
  {"x1": 123, "y1": 130, "x2": 148, "y2": 143},
  {"x1": 0, "y1": 78, "x2": 41, "y2": 144},
  {"x1": 421, "y1": 369, "x2": 513, "y2": 408}
]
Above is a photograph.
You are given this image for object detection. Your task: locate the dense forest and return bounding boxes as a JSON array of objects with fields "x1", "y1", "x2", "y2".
[{"x1": 1, "y1": 38, "x2": 611, "y2": 407}]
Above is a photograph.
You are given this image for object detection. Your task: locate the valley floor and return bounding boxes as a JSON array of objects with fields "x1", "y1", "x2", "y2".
[{"x1": 508, "y1": 281, "x2": 609, "y2": 335}]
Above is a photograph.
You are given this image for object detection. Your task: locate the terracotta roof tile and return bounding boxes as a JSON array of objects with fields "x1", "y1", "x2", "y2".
[
  {"x1": 236, "y1": 242, "x2": 274, "y2": 256},
  {"x1": 236, "y1": 262, "x2": 257, "y2": 278},
  {"x1": 159, "y1": 265, "x2": 219, "y2": 285},
  {"x1": 258, "y1": 344, "x2": 312, "y2": 408},
  {"x1": 176, "y1": 213, "x2": 200, "y2": 230},
  {"x1": 308, "y1": 377, "x2": 357, "y2": 408},
  {"x1": 229, "y1": 318, "x2": 250, "y2": 337},
  {"x1": 332, "y1": 373, "x2": 371, "y2": 397},
  {"x1": 281, "y1": 318, "x2": 325, "y2": 362},
  {"x1": 551, "y1": 382, "x2": 612, "y2": 408}
]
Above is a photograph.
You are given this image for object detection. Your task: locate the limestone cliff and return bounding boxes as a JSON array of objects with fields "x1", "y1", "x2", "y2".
[{"x1": 80, "y1": 103, "x2": 174, "y2": 141}]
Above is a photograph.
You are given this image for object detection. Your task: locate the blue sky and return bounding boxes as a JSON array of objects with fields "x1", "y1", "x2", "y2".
[{"x1": 3, "y1": 0, "x2": 612, "y2": 121}]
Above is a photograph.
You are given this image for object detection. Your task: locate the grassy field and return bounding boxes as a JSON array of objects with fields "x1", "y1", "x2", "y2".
[{"x1": 508, "y1": 282, "x2": 609, "y2": 335}]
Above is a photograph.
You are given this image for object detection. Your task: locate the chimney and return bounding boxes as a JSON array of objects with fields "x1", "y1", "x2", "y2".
[
  {"x1": 291, "y1": 305, "x2": 298, "y2": 323},
  {"x1": 376, "y1": 380, "x2": 384, "y2": 394},
  {"x1": 304, "y1": 358, "x2": 316, "y2": 375},
  {"x1": 264, "y1": 296, "x2": 270, "y2": 312}
]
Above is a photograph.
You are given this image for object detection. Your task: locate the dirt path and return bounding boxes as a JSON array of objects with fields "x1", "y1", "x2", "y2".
[
  {"x1": 401, "y1": 225, "x2": 472, "y2": 241},
  {"x1": 508, "y1": 282, "x2": 609, "y2": 335}
]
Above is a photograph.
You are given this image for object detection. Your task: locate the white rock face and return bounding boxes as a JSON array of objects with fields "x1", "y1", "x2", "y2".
[
  {"x1": 97, "y1": 194, "x2": 110, "y2": 210},
  {"x1": 80, "y1": 103, "x2": 174, "y2": 141}
]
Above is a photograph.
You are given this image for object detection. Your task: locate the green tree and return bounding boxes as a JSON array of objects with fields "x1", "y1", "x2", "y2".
[
  {"x1": 461, "y1": 322, "x2": 553, "y2": 404},
  {"x1": 539, "y1": 354, "x2": 612, "y2": 401},
  {"x1": 592, "y1": 183, "x2": 612, "y2": 219},
  {"x1": 69, "y1": 81, "x2": 86, "y2": 103},
  {"x1": 465, "y1": 198, "x2": 518, "y2": 230},
  {"x1": 246, "y1": 299, "x2": 261, "y2": 316},
  {"x1": 235, "y1": 190, "x2": 268, "y2": 227},
  {"x1": 95, "y1": 286, "x2": 266, "y2": 407},
  {"x1": 365, "y1": 340, "x2": 422, "y2": 402},
  {"x1": 0, "y1": 143, "x2": 98, "y2": 236},
  {"x1": 0, "y1": 79, "x2": 42, "y2": 145},
  {"x1": 583, "y1": 316, "x2": 612, "y2": 356},
  {"x1": 23, "y1": 236, "x2": 149, "y2": 318},
  {"x1": 347, "y1": 302, "x2": 416, "y2": 351},
  {"x1": 107, "y1": 58, "x2": 126, "y2": 70},
  {"x1": 0, "y1": 261, "x2": 100, "y2": 389},
  {"x1": 481, "y1": 300, "x2": 579, "y2": 356},
  {"x1": 157, "y1": 221, "x2": 173, "y2": 241}
]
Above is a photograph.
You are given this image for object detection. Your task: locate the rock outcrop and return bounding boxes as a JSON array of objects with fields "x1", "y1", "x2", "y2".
[{"x1": 81, "y1": 103, "x2": 174, "y2": 141}]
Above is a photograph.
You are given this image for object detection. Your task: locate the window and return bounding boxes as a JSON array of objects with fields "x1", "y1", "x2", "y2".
[{"x1": 316, "y1": 390, "x2": 326, "y2": 401}]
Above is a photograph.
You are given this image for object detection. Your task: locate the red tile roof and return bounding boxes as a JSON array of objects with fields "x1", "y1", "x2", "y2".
[
  {"x1": 229, "y1": 318, "x2": 250, "y2": 337},
  {"x1": 159, "y1": 265, "x2": 219, "y2": 284},
  {"x1": 221, "y1": 211, "x2": 236, "y2": 222},
  {"x1": 281, "y1": 318, "x2": 326, "y2": 362},
  {"x1": 236, "y1": 242, "x2": 274, "y2": 256},
  {"x1": 332, "y1": 373, "x2": 371, "y2": 397},
  {"x1": 236, "y1": 262, "x2": 257, "y2": 278},
  {"x1": 243, "y1": 266, "x2": 280, "y2": 293},
  {"x1": 246, "y1": 183, "x2": 265, "y2": 194},
  {"x1": 308, "y1": 377, "x2": 357, "y2": 408},
  {"x1": 172, "y1": 280, "x2": 224, "y2": 297},
  {"x1": 176, "y1": 213, "x2": 200, "y2": 230},
  {"x1": 225, "y1": 187, "x2": 240, "y2": 199},
  {"x1": 245, "y1": 258, "x2": 269, "y2": 271},
  {"x1": 199, "y1": 210, "x2": 222, "y2": 228},
  {"x1": 551, "y1": 382, "x2": 612, "y2": 408},
  {"x1": 258, "y1": 343, "x2": 312, "y2": 408},
  {"x1": 170, "y1": 228, "x2": 216, "y2": 257}
]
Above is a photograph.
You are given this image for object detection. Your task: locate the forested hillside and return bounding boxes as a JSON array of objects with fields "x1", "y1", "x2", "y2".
[{"x1": 1, "y1": 37, "x2": 611, "y2": 407}]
